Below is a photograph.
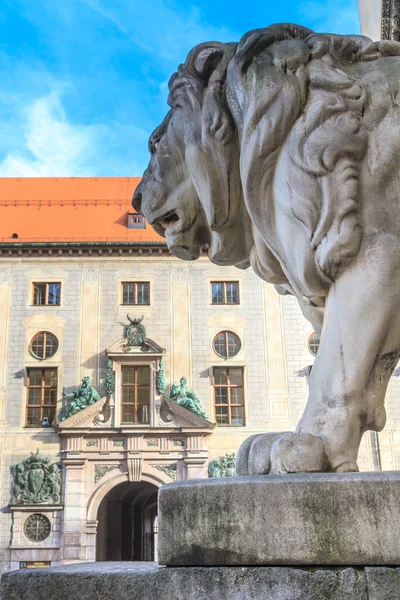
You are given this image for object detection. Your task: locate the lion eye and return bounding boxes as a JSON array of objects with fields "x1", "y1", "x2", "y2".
[{"x1": 150, "y1": 136, "x2": 161, "y2": 154}]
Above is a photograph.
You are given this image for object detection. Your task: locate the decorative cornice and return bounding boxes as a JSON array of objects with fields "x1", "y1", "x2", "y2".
[
  {"x1": 57, "y1": 397, "x2": 107, "y2": 429},
  {"x1": 382, "y1": 0, "x2": 400, "y2": 40}
]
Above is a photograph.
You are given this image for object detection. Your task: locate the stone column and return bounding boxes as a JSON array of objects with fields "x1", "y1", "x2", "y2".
[
  {"x1": 62, "y1": 458, "x2": 87, "y2": 564},
  {"x1": 169, "y1": 266, "x2": 192, "y2": 384},
  {"x1": 262, "y1": 284, "x2": 292, "y2": 430},
  {"x1": 358, "y1": 0, "x2": 383, "y2": 40},
  {"x1": 78, "y1": 266, "x2": 102, "y2": 385}
]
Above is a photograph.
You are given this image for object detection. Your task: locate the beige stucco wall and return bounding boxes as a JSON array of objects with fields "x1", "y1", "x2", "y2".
[{"x1": 0, "y1": 253, "x2": 399, "y2": 570}]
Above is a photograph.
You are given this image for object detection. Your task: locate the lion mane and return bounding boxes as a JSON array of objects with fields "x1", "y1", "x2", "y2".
[{"x1": 167, "y1": 24, "x2": 400, "y2": 289}]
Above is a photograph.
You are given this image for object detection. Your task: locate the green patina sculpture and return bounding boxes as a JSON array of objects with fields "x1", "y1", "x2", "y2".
[
  {"x1": 104, "y1": 359, "x2": 115, "y2": 396},
  {"x1": 156, "y1": 358, "x2": 166, "y2": 395},
  {"x1": 125, "y1": 314, "x2": 146, "y2": 347},
  {"x1": 59, "y1": 376, "x2": 101, "y2": 422},
  {"x1": 11, "y1": 450, "x2": 61, "y2": 505},
  {"x1": 208, "y1": 453, "x2": 236, "y2": 478},
  {"x1": 169, "y1": 376, "x2": 207, "y2": 419}
]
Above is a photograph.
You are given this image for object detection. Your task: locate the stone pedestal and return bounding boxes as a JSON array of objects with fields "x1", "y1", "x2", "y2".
[
  {"x1": 158, "y1": 472, "x2": 400, "y2": 566},
  {"x1": 2, "y1": 563, "x2": 400, "y2": 600}
]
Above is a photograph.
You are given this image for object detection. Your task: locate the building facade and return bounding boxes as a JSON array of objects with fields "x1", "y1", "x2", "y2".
[{"x1": 0, "y1": 177, "x2": 398, "y2": 572}]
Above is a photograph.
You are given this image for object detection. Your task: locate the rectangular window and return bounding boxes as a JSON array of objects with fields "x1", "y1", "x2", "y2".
[
  {"x1": 26, "y1": 368, "x2": 57, "y2": 427},
  {"x1": 121, "y1": 282, "x2": 150, "y2": 305},
  {"x1": 32, "y1": 283, "x2": 61, "y2": 306},
  {"x1": 127, "y1": 214, "x2": 146, "y2": 229},
  {"x1": 211, "y1": 282, "x2": 239, "y2": 305},
  {"x1": 213, "y1": 367, "x2": 245, "y2": 425},
  {"x1": 121, "y1": 366, "x2": 150, "y2": 424}
]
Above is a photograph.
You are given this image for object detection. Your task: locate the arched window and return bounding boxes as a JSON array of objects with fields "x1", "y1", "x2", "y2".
[
  {"x1": 307, "y1": 332, "x2": 320, "y2": 356},
  {"x1": 213, "y1": 331, "x2": 241, "y2": 359},
  {"x1": 30, "y1": 332, "x2": 59, "y2": 360}
]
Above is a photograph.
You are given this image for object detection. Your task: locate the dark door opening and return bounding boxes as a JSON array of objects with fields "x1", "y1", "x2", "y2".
[{"x1": 96, "y1": 481, "x2": 158, "y2": 561}]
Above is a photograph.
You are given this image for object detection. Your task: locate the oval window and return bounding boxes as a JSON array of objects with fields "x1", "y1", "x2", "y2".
[
  {"x1": 30, "y1": 332, "x2": 59, "y2": 360},
  {"x1": 307, "y1": 332, "x2": 320, "y2": 356},
  {"x1": 213, "y1": 331, "x2": 241, "y2": 359}
]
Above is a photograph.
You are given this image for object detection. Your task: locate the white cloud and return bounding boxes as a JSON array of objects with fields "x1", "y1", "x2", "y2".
[{"x1": 0, "y1": 90, "x2": 148, "y2": 177}]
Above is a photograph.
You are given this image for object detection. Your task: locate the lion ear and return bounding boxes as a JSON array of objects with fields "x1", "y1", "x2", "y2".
[
  {"x1": 194, "y1": 47, "x2": 225, "y2": 81},
  {"x1": 187, "y1": 42, "x2": 237, "y2": 85}
]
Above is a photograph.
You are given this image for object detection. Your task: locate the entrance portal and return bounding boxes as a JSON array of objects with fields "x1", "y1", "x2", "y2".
[{"x1": 96, "y1": 481, "x2": 158, "y2": 561}]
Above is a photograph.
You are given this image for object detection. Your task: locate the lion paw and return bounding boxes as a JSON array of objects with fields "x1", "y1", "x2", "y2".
[{"x1": 236, "y1": 432, "x2": 329, "y2": 475}]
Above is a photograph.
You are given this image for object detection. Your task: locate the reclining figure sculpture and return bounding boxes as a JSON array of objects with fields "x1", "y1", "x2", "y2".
[{"x1": 133, "y1": 23, "x2": 400, "y2": 475}]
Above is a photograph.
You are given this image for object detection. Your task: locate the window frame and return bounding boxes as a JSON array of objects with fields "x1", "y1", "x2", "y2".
[
  {"x1": 213, "y1": 367, "x2": 245, "y2": 426},
  {"x1": 212, "y1": 330, "x2": 242, "y2": 359},
  {"x1": 210, "y1": 281, "x2": 240, "y2": 305},
  {"x1": 120, "y1": 281, "x2": 150, "y2": 306},
  {"x1": 32, "y1": 282, "x2": 61, "y2": 307},
  {"x1": 307, "y1": 331, "x2": 320, "y2": 356},
  {"x1": 26, "y1": 367, "x2": 58, "y2": 427},
  {"x1": 29, "y1": 331, "x2": 59, "y2": 360},
  {"x1": 120, "y1": 365, "x2": 151, "y2": 424}
]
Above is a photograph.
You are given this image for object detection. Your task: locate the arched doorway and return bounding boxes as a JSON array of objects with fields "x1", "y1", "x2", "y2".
[{"x1": 96, "y1": 481, "x2": 158, "y2": 562}]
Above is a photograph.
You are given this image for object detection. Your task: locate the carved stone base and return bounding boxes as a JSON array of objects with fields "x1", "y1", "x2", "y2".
[
  {"x1": 158, "y1": 472, "x2": 400, "y2": 566},
  {"x1": 2, "y1": 563, "x2": 400, "y2": 600}
]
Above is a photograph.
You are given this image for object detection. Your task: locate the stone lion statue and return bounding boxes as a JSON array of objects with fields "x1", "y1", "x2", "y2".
[{"x1": 133, "y1": 23, "x2": 400, "y2": 475}]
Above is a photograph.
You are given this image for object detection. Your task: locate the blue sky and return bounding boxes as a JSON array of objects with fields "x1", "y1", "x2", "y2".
[{"x1": 0, "y1": 0, "x2": 360, "y2": 177}]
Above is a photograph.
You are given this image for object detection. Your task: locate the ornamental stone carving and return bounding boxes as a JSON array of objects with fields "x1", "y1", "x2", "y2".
[
  {"x1": 168, "y1": 377, "x2": 206, "y2": 419},
  {"x1": 125, "y1": 315, "x2": 146, "y2": 348},
  {"x1": 208, "y1": 453, "x2": 236, "y2": 478},
  {"x1": 81, "y1": 269, "x2": 101, "y2": 285},
  {"x1": 59, "y1": 377, "x2": 101, "y2": 422},
  {"x1": 11, "y1": 450, "x2": 61, "y2": 505},
  {"x1": 134, "y1": 24, "x2": 400, "y2": 475}
]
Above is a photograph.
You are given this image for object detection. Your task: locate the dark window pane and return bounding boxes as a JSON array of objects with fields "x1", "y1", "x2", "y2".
[
  {"x1": 215, "y1": 406, "x2": 229, "y2": 424},
  {"x1": 27, "y1": 408, "x2": 41, "y2": 426},
  {"x1": 31, "y1": 333, "x2": 44, "y2": 358},
  {"x1": 231, "y1": 406, "x2": 245, "y2": 425},
  {"x1": 137, "y1": 283, "x2": 149, "y2": 305},
  {"x1": 44, "y1": 370, "x2": 57, "y2": 387},
  {"x1": 29, "y1": 370, "x2": 42, "y2": 386},
  {"x1": 48, "y1": 283, "x2": 61, "y2": 305},
  {"x1": 137, "y1": 386, "x2": 150, "y2": 405},
  {"x1": 43, "y1": 389, "x2": 57, "y2": 405},
  {"x1": 229, "y1": 368, "x2": 243, "y2": 386},
  {"x1": 122, "y1": 405, "x2": 135, "y2": 423},
  {"x1": 211, "y1": 283, "x2": 224, "y2": 304},
  {"x1": 122, "y1": 284, "x2": 134, "y2": 305},
  {"x1": 33, "y1": 284, "x2": 46, "y2": 306},
  {"x1": 137, "y1": 367, "x2": 150, "y2": 385},
  {"x1": 137, "y1": 405, "x2": 149, "y2": 423},
  {"x1": 214, "y1": 368, "x2": 227, "y2": 386},
  {"x1": 227, "y1": 332, "x2": 241, "y2": 358},
  {"x1": 230, "y1": 388, "x2": 244, "y2": 405},
  {"x1": 215, "y1": 388, "x2": 228, "y2": 404},
  {"x1": 28, "y1": 389, "x2": 41, "y2": 406},
  {"x1": 122, "y1": 386, "x2": 135, "y2": 403},
  {"x1": 225, "y1": 282, "x2": 239, "y2": 304},
  {"x1": 122, "y1": 367, "x2": 135, "y2": 385},
  {"x1": 42, "y1": 406, "x2": 56, "y2": 423},
  {"x1": 45, "y1": 334, "x2": 58, "y2": 358},
  {"x1": 213, "y1": 333, "x2": 227, "y2": 358}
]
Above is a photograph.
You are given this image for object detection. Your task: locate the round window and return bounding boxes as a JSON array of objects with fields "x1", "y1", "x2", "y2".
[
  {"x1": 307, "y1": 332, "x2": 320, "y2": 356},
  {"x1": 24, "y1": 514, "x2": 51, "y2": 543},
  {"x1": 213, "y1": 331, "x2": 241, "y2": 359},
  {"x1": 30, "y1": 332, "x2": 59, "y2": 360}
]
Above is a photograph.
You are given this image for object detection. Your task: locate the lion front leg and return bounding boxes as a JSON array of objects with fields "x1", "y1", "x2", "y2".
[{"x1": 296, "y1": 233, "x2": 400, "y2": 472}]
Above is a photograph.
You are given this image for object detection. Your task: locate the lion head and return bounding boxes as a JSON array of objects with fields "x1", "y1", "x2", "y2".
[{"x1": 134, "y1": 23, "x2": 400, "y2": 297}]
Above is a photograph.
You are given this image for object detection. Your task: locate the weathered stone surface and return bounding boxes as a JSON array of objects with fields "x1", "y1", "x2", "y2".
[
  {"x1": 158, "y1": 472, "x2": 400, "y2": 566},
  {"x1": 0, "y1": 562, "x2": 386, "y2": 600},
  {"x1": 134, "y1": 22, "x2": 400, "y2": 475}
]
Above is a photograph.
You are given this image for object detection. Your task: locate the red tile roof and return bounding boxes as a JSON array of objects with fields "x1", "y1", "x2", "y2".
[{"x1": 0, "y1": 177, "x2": 164, "y2": 244}]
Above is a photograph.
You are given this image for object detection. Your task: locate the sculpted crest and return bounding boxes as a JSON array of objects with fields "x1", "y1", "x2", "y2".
[{"x1": 134, "y1": 24, "x2": 400, "y2": 474}]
